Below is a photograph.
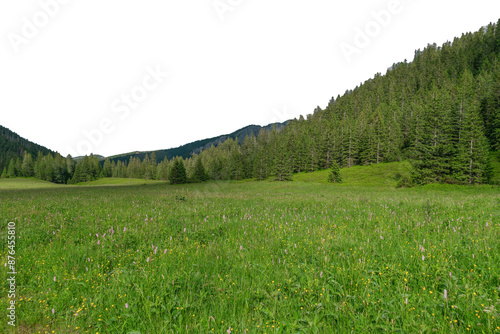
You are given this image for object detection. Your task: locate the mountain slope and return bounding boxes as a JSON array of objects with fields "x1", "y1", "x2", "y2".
[
  {"x1": 108, "y1": 122, "x2": 287, "y2": 164},
  {"x1": 0, "y1": 125, "x2": 54, "y2": 172},
  {"x1": 190, "y1": 19, "x2": 500, "y2": 184}
]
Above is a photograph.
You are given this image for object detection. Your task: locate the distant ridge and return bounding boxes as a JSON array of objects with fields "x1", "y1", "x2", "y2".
[{"x1": 107, "y1": 122, "x2": 288, "y2": 164}]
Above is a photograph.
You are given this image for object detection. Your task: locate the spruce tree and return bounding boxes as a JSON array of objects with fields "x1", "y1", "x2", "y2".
[
  {"x1": 328, "y1": 161, "x2": 342, "y2": 183},
  {"x1": 21, "y1": 152, "x2": 34, "y2": 177},
  {"x1": 192, "y1": 156, "x2": 209, "y2": 182},
  {"x1": 103, "y1": 158, "x2": 112, "y2": 177},
  {"x1": 168, "y1": 158, "x2": 187, "y2": 184},
  {"x1": 6, "y1": 158, "x2": 16, "y2": 178}
]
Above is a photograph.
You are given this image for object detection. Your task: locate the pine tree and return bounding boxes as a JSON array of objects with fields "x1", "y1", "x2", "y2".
[
  {"x1": 274, "y1": 133, "x2": 293, "y2": 181},
  {"x1": 66, "y1": 155, "x2": 75, "y2": 180},
  {"x1": 452, "y1": 97, "x2": 490, "y2": 184},
  {"x1": 149, "y1": 152, "x2": 157, "y2": 180},
  {"x1": 168, "y1": 158, "x2": 187, "y2": 184},
  {"x1": 6, "y1": 158, "x2": 16, "y2": 178},
  {"x1": 254, "y1": 129, "x2": 270, "y2": 180},
  {"x1": 103, "y1": 158, "x2": 112, "y2": 177},
  {"x1": 191, "y1": 156, "x2": 209, "y2": 183},
  {"x1": 21, "y1": 152, "x2": 34, "y2": 177},
  {"x1": 328, "y1": 161, "x2": 342, "y2": 183},
  {"x1": 240, "y1": 134, "x2": 256, "y2": 179}
]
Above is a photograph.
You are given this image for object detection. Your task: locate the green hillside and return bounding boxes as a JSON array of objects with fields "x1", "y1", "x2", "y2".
[
  {"x1": 293, "y1": 161, "x2": 412, "y2": 187},
  {"x1": 4, "y1": 20, "x2": 500, "y2": 188},
  {"x1": 189, "y1": 20, "x2": 500, "y2": 185},
  {"x1": 0, "y1": 125, "x2": 54, "y2": 172}
]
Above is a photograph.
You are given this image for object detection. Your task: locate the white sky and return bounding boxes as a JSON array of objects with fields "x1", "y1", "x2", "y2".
[{"x1": 1, "y1": 0, "x2": 499, "y2": 157}]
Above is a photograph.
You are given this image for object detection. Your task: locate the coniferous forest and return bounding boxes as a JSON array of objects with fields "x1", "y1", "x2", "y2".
[{"x1": 2, "y1": 20, "x2": 500, "y2": 185}]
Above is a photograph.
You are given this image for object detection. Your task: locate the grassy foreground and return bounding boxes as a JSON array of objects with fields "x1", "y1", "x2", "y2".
[{"x1": 0, "y1": 167, "x2": 499, "y2": 333}]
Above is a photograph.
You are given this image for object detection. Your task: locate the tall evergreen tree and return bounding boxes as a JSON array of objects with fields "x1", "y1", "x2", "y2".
[
  {"x1": 103, "y1": 158, "x2": 112, "y2": 177},
  {"x1": 168, "y1": 158, "x2": 187, "y2": 184},
  {"x1": 191, "y1": 156, "x2": 209, "y2": 182},
  {"x1": 328, "y1": 161, "x2": 342, "y2": 183}
]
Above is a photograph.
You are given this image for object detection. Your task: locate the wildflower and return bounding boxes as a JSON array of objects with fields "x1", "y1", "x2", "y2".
[
  {"x1": 97, "y1": 240, "x2": 100, "y2": 245},
  {"x1": 320, "y1": 271, "x2": 323, "y2": 278},
  {"x1": 147, "y1": 257, "x2": 150, "y2": 263},
  {"x1": 52, "y1": 309, "x2": 55, "y2": 314},
  {"x1": 405, "y1": 298, "x2": 408, "y2": 305},
  {"x1": 123, "y1": 227, "x2": 127, "y2": 232},
  {"x1": 444, "y1": 289, "x2": 447, "y2": 299},
  {"x1": 53, "y1": 277, "x2": 56, "y2": 282},
  {"x1": 125, "y1": 303, "x2": 128, "y2": 308},
  {"x1": 240, "y1": 246, "x2": 242, "y2": 250},
  {"x1": 227, "y1": 327, "x2": 231, "y2": 334},
  {"x1": 422, "y1": 255, "x2": 425, "y2": 261}
]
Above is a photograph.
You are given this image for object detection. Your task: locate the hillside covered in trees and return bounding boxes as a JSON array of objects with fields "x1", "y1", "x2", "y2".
[
  {"x1": 0, "y1": 126, "x2": 54, "y2": 174},
  {"x1": 191, "y1": 20, "x2": 500, "y2": 185},
  {"x1": 2, "y1": 20, "x2": 500, "y2": 185}
]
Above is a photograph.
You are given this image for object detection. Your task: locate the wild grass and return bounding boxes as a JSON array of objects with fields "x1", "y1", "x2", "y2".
[
  {"x1": 293, "y1": 161, "x2": 412, "y2": 187},
  {"x1": 0, "y1": 178, "x2": 61, "y2": 189},
  {"x1": 0, "y1": 164, "x2": 499, "y2": 333},
  {"x1": 75, "y1": 178, "x2": 165, "y2": 186}
]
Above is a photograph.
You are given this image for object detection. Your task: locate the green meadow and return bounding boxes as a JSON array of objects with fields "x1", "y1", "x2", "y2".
[{"x1": 0, "y1": 163, "x2": 499, "y2": 333}]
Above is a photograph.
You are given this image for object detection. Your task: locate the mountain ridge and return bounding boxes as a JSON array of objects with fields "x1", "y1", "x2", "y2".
[{"x1": 105, "y1": 121, "x2": 288, "y2": 164}]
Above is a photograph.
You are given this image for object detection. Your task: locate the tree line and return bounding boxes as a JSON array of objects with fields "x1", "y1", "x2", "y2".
[
  {"x1": 0, "y1": 151, "x2": 209, "y2": 185},
  {"x1": 2, "y1": 20, "x2": 500, "y2": 185},
  {"x1": 194, "y1": 20, "x2": 500, "y2": 185}
]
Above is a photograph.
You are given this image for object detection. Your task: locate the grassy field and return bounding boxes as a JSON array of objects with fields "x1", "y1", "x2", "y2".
[
  {"x1": 0, "y1": 164, "x2": 499, "y2": 333},
  {"x1": 0, "y1": 178, "x2": 62, "y2": 189}
]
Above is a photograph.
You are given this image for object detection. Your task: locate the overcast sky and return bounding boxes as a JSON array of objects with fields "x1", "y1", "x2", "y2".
[{"x1": 1, "y1": 0, "x2": 499, "y2": 157}]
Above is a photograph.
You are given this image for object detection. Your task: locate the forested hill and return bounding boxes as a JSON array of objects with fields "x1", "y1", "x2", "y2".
[
  {"x1": 190, "y1": 19, "x2": 500, "y2": 184},
  {"x1": 2, "y1": 20, "x2": 500, "y2": 186},
  {"x1": 302, "y1": 20, "x2": 500, "y2": 184},
  {"x1": 107, "y1": 122, "x2": 287, "y2": 165},
  {"x1": 0, "y1": 125, "x2": 54, "y2": 173}
]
